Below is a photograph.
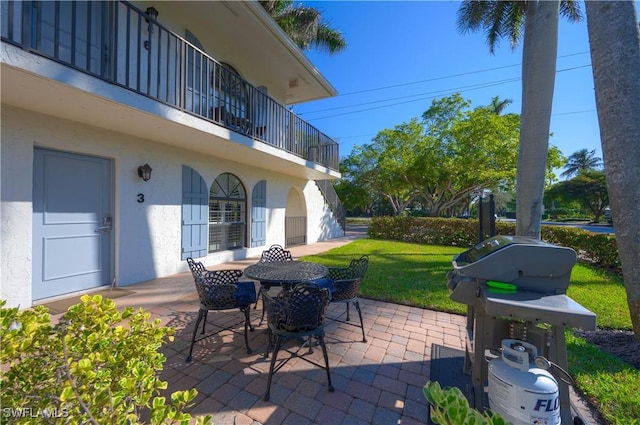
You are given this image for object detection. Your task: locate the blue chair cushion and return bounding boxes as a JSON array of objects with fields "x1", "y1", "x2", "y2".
[
  {"x1": 235, "y1": 281, "x2": 257, "y2": 305},
  {"x1": 310, "y1": 278, "x2": 335, "y2": 299}
]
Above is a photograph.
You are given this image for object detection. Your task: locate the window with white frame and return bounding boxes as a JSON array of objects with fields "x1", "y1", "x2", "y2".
[{"x1": 208, "y1": 173, "x2": 246, "y2": 252}]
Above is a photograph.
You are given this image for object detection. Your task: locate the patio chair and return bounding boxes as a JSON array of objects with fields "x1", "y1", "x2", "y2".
[
  {"x1": 262, "y1": 282, "x2": 334, "y2": 401},
  {"x1": 322, "y1": 255, "x2": 369, "y2": 342},
  {"x1": 259, "y1": 244, "x2": 293, "y2": 263},
  {"x1": 255, "y1": 244, "x2": 294, "y2": 322},
  {"x1": 185, "y1": 257, "x2": 257, "y2": 361}
]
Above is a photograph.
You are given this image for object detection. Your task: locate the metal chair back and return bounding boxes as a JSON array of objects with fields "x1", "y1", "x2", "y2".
[
  {"x1": 325, "y1": 255, "x2": 369, "y2": 342},
  {"x1": 327, "y1": 255, "x2": 369, "y2": 301},
  {"x1": 193, "y1": 270, "x2": 243, "y2": 310},
  {"x1": 185, "y1": 258, "x2": 256, "y2": 360},
  {"x1": 262, "y1": 282, "x2": 334, "y2": 401},
  {"x1": 264, "y1": 283, "x2": 330, "y2": 334},
  {"x1": 259, "y1": 244, "x2": 293, "y2": 263}
]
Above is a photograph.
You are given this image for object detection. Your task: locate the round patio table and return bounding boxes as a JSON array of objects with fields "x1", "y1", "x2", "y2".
[
  {"x1": 243, "y1": 261, "x2": 328, "y2": 286},
  {"x1": 245, "y1": 260, "x2": 330, "y2": 326}
]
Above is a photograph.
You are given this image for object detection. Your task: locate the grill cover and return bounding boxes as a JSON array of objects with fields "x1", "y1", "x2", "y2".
[{"x1": 452, "y1": 236, "x2": 576, "y2": 294}]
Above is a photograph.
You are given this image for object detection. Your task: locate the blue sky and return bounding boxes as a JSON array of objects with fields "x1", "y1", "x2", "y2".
[{"x1": 294, "y1": 1, "x2": 608, "y2": 169}]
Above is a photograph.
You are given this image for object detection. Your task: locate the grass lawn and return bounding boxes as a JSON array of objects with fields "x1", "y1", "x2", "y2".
[{"x1": 304, "y1": 238, "x2": 639, "y2": 425}]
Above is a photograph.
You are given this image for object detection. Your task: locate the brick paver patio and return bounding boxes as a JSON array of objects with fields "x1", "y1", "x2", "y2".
[
  {"x1": 44, "y1": 227, "x2": 597, "y2": 424},
  {"x1": 104, "y1": 231, "x2": 466, "y2": 424},
  {"x1": 123, "y1": 277, "x2": 466, "y2": 425}
]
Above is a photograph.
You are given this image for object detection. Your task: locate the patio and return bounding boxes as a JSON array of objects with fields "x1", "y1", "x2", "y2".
[
  {"x1": 90, "y1": 232, "x2": 459, "y2": 425},
  {"x1": 47, "y1": 229, "x2": 596, "y2": 424}
]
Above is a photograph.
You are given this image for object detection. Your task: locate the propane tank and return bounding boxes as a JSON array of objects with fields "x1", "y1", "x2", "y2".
[{"x1": 488, "y1": 339, "x2": 560, "y2": 425}]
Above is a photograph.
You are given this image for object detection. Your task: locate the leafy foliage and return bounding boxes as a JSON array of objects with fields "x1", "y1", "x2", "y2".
[
  {"x1": 259, "y1": 0, "x2": 346, "y2": 54},
  {"x1": 424, "y1": 381, "x2": 507, "y2": 425},
  {"x1": 561, "y1": 148, "x2": 603, "y2": 179},
  {"x1": 545, "y1": 145, "x2": 567, "y2": 187},
  {"x1": 457, "y1": 0, "x2": 583, "y2": 239},
  {"x1": 546, "y1": 170, "x2": 609, "y2": 222},
  {"x1": 339, "y1": 94, "x2": 522, "y2": 217},
  {"x1": 456, "y1": 0, "x2": 582, "y2": 53},
  {"x1": 541, "y1": 225, "x2": 620, "y2": 269},
  {"x1": 0, "y1": 296, "x2": 211, "y2": 425},
  {"x1": 369, "y1": 216, "x2": 620, "y2": 270}
]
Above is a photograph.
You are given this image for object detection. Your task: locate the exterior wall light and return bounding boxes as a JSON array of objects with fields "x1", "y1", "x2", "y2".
[
  {"x1": 146, "y1": 7, "x2": 159, "y2": 23},
  {"x1": 144, "y1": 7, "x2": 159, "y2": 50},
  {"x1": 137, "y1": 164, "x2": 152, "y2": 182}
]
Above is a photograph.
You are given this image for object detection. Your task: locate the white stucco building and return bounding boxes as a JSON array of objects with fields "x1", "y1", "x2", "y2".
[{"x1": 1, "y1": 1, "x2": 345, "y2": 308}]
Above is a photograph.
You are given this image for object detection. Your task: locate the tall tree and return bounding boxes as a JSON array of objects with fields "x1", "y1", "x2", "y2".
[
  {"x1": 259, "y1": 1, "x2": 346, "y2": 54},
  {"x1": 488, "y1": 96, "x2": 513, "y2": 115},
  {"x1": 334, "y1": 158, "x2": 375, "y2": 216},
  {"x1": 546, "y1": 170, "x2": 609, "y2": 222},
  {"x1": 417, "y1": 94, "x2": 520, "y2": 216},
  {"x1": 338, "y1": 95, "x2": 521, "y2": 217},
  {"x1": 561, "y1": 148, "x2": 603, "y2": 178},
  {"x1": 457, "y1": 0, "x2": 582, "y2": 238},
  {"x1": 363, "y1": 120, "x2": 423, "y2": 215},
  {"x1": 546, "y1": 145, "x2": 567, "y2": 187},
  {"x1": 585, "y1": 1, "x2": 640, "y2": 336}
]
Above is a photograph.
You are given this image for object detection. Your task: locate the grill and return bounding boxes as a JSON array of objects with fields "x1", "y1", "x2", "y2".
[{"x1": 447, "y1": 236, "x2": 596, "y2": 423}]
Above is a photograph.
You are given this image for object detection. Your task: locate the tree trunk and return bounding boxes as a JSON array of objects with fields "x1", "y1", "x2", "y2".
[
  {"x1": 586, "y1": 1, "x2": 640, "y2": 337},
  {"x1": 516, "y1": 0, "x2": 559, "y2": 238}
]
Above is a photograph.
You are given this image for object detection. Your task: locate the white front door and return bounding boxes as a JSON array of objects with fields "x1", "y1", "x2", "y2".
[{"x1": 32, "y1": 149, "x2": 113, "y2": 300}]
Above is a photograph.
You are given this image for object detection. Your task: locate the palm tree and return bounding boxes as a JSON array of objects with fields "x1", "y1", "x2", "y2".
[
  {"x1": 488, "y1": 96, "x2": 513, "y2": 115},
  {"x1": 585, "y1": 1, "x2": 640, "y2": 336},
  {"x1": 260, "y1": 1, "x2": 346, "y2": 54},
  {"x1": 457, "y1": 0, "x2": 582, "y2": 238},
  {"x1": 561, "y1": 148, "x2": 603, "y2": 178}
]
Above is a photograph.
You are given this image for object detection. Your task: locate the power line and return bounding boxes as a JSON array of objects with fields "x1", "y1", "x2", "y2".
[
  {"x1": 552, "y1": 109, "x2": 596, "y2": 116},
  {"x1": 304, "y1": 64, "x2": 592, "y2": 121},
  {"x1": 309, "y1": 78, "x2": 522, "y2": 121},
  {"x1": 328, "y1": 51, "x2": 590, "y2": 98},
  {"x1": 335, "y1": 63, "x2": 523, "y2": 97},
  {"x1": 302, "y1": 77, "x2": 522, "y2": 115},
  {"x1": 336, "y1": 106, "x2": 597, "y2": 142}
]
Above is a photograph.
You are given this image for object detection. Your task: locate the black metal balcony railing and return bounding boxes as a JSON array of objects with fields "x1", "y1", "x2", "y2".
[{"x1": 0, "y1": 0, "x2": 339, "y2": 171}]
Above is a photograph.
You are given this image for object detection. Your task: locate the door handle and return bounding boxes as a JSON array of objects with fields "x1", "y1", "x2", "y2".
[{"x1": 96, "y1": 215, "x2": 112, "y2": 233}]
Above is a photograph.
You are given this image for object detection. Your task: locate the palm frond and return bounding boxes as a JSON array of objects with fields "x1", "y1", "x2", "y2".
[
  {"x1": 259, "y1": 0, "x2": 292, "y2": 16},
  {"x1": 262, "y1": 2, "x2": 346, "y2": 54},
  {"x1": 457, "y1": 0, "x2": 489, "y2": 33},
  {"x1": 315, "y1": 24, "x2": 347, "y2": 55},
  {"x1": 560, "y1": 0, "x2": 583, "y2": 22}
]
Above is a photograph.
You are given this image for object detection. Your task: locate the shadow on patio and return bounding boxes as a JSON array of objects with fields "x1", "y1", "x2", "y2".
[
  {"x1": 154, "y1": 292, "x2": 466, "y2": 425},
  {"x1": 99, "y1": 228, "x2": 466, "y2": 424}
]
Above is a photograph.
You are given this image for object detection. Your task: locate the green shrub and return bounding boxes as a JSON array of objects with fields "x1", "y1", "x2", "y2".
[
  {"x1": 368, "y1": 216, "x2": 479, "y2": 247},
  {"x1": 545, "y1": 207, "x2": 583, "y2": 221},
  {"x1": 369, "y1": 216, "x2": 620, "y2": 270},
  {"x1": 424, "y1": 381, "x2": 506, "y2": 425},
  {"x1": 0, "y1": 296, "x2": 211, "y2": 425},
  {"x1": 541, "y1": 226, "x2": 620, "y2": 270}
]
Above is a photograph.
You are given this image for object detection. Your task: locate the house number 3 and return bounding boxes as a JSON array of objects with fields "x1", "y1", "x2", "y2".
[{"x1": 137, "y1": 193, "x2": 145, "y2": 203}]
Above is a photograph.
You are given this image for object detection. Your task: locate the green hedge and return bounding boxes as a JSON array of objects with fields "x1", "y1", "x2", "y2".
[{"x1": 369, "y1": 216, "x2": 620, "y2": 270}]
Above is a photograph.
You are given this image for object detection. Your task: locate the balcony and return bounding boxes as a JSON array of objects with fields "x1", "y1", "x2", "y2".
[{"x1": 0, "y1": 0, "x2": 339, "y2": 171}]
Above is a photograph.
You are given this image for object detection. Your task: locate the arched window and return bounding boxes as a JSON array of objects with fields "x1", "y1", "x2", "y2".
[{"x1": 209, "y1": 173, "x2": 246, "y2": 252}]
